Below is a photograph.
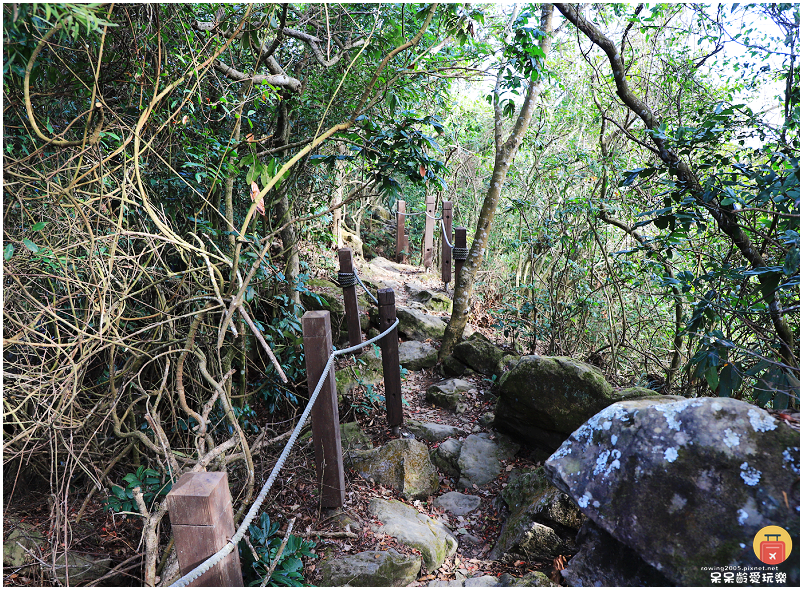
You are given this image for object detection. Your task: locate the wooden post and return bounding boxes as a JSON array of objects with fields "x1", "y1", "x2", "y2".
[
  {"x1": 167, "y1": 472, "x2": 243, "y2": 587},
  {"x1": 454, "y1": 227, "x2": 467, "y2": 287},
  {"x1": 302, "y1": 311, "x2": 345, "y2": 508},
  {"x1": 396, "y1": 200, "x2": 407, "y2": 263},
  {"x1": 338, "y1": 248, "x2": 362, "y2": 354},
  {"x1": 422, "y1": 195, "x2": 436, "y2": 269},
  {"x1": 441, "y1": 201, "x2": 453, "y2": 285},
  {"x1": 377, "y1": 289, "x2": 403, "y2": 429}
]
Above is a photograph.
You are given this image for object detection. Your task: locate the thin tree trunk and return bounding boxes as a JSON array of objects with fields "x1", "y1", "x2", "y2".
[
  {"x1": 556, "y1": 2, "x2": 796, "y2": 370},
  {"x1": 440, "y1": 4, "x2": 556, "y2": 359},
  {"x1": 332, "y1": 143, "x2": 346, "y2": 248}
]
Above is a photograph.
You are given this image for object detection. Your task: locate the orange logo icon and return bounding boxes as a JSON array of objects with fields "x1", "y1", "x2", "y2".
[{"x1": 754, "y1": 526, "x2": 792, "y2": 565}]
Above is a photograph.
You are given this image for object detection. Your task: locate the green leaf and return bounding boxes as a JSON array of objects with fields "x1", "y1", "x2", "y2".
[
  {"x1": 704, "y1": 366, "x2": 719, "y2": 391},
  {"x1": 4, "y1": 243, "x2": 14, "y2": 260},
  {"x1": 22, "y1": 239, "x2": 39, "y2": 253},
  {"x1": 32, "y1": 221, "x2": 47, "y2": 231},
  {"x1": 784, "y1": 246, "x2": 800, "y2": 276}
]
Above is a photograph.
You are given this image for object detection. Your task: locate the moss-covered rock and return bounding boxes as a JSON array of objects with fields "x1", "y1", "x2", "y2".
[
  {"x1": 498, "y1": 571, "x2": 559, "y2": 587},
  {"x1": 494, "y1": 356, "x2": 649, "y2": 450},
  {"x1": 456, "y1": 433, "x2": 519, "y2": 490},
  {"x1": 431, "y1": 438, "x2": 462, "y2": 478},
  {"x1": 369, "y1": 498, "x2": 458, "y2": 571},
  {"x1": 396, "y1": 306, "x2": 447, "y2": 341},
  {"x1": 452, "y1": 336, "x2": 505, "y2": 376},
  {"x1": 398, "y1": 340, "x2": 438, "y2": 371},
  {"x1": 320, "y1": 548, "x2": 421, "y2": 586},
  {"x1": 3, "y1": 522, "x2": 45, "y2": 568},
  {"x1": 545, "y1": 397, "x2": 800, "y2": 585},
  {"x1": 439, "y1": 355, "x2": 473, "y2": 378},
  {"x1": 409, "y1": 289, "x2": 453, "y2": 313},
  {"x1": 336, "y1": 348, "x2": 383, "y2": 398},
  {"x1": 490, "y1": 467, "x2": 583, "y2": 561},
  {"x1": 426, "y1": 379, "x2": 473, "y2": 410},
  {"x1": 340, "y1": 421, "x2": 373, "y2": 451},
  {"x1": 348, "y1": 439, "x2": 439, "y2": 500}
]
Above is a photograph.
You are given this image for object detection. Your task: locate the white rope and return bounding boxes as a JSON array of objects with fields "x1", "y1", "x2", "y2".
[
  {"x1": 425, "y1": 211, "x2": 442, "y2": 221},
  {"x1": 353, "y1": 267, "x2": 379, "y2": 305},
  {"x1": 394, "y1": 209, "x2": 424, "y2": 216},
  {"x1": 170, "y1": 317, "x2": 400, "y2": 587},
  {"x1": 439, "y1": 219, "x2": 453, "y2": 249}
]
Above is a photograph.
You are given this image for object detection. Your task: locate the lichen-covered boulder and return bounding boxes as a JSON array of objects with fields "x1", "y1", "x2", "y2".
[
  {"x1": 341, "y1": 228, "x2": 364, "y2": 257},
  {"x1": 320, "y1": 549, "x2": 421, "y2": 586},
  {"x1": 545, "y1": 396, "x2": 800, "y2": 585},
  {"x1": 494, "y1": 356, "x2": 650, "y2": 450},
  {"x1": 396, "y1": 306, "x2": 447, "y2": 341},
  {"x1": 3, "y1": 522, "x2": 45, "y2": 568},
  {"x1": 457, "y1": 433, "x2": 519, "y2": 490},
  {"x1": 372, "y1": 205, "x2": 392, "y2": 222},
  {"x1": 431, "y1": 438, "x2": 463, "y2": 477},
  {"x1": 348, "y1": 439, "x2": 439, "y2": 500},
  {"x1": 498, "y1": 571, "x2": 558, "y2": 587},
  {"x1": 433, "y1": 491, "x2": 481, "y2": 516},
  {"x1": 399, "y1": 341, "x2": 438, "y2": 371},
  {"x1": 369, "y1": 498, "x2": 458, "y2": 571},
  {"x1": 426, "y1": 379, "x2": 473, "y2": 410},
  {"x1": 452, "y1": 335, "x2": 505, "y2": 376},
  {"x1": 490, "y1": 467, "x2": 583, "y2": 561}
]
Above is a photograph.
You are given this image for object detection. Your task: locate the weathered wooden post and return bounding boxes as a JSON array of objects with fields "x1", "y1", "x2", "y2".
[
  {"x1": 422, "y1": 195, "x2": 436, "y2": 270},
  {"x1": 395, "y1": 200, "x2": 407, "y2": 264},
  {"x1": 302, "y1": 311, "x2": 345, "y2": 508},
  {"x1": 166, "y1": 472, "x2": 243, "y2": 587},
  {"x1": 338, "y1": 248, "x2": 363, "y2": 354},
  {"x1": 377, "y1": 289, "x2": 403, "y2": 431},
  {"x1": 454, "y1": 227, "x2": 467, "y2": 287},
  {"x1": 441, "y1": 201, "x2": 453, "y2": 285}
]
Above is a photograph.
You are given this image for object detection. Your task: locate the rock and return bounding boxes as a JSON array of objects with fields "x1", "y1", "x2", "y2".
[
  {"x1": 457, "y1": 433, "x2": 519, "y2": 490},
  {"x1": 301, "y1": 278, "x2": 346, "y2": 324},
  {"x1": 439, "y1": 355, "x2": 474, "y2": 377},
  {"x1": 479, "y1": 412, "x2": 495, "y2": 427},
  {"x1": 490, "y1": 467, "x2": 583, "y2": 561},
  {"x1": 342, "y1": 228, "x2": 364, "y2": 257},
  {"x1": 399, "y1": 341, "x2": 438, "y2": 371},
  {"x1": 396, "y1": 306, "x2": 447, "y2": 341},
  {"x1": 429, "y1": 575, "x2": 502, "y2": 587},
  {"x1": 452, "y1": 336, "x2": 505, "y2": 376},
  {"x1": 409, "y1": 288, "x2": 453, "y2": 313},
  {"x1": 618, "y1": 386, "x2": 661, "y2": 398},
  {"x1": 431, "y1": 438, "x2": 462, "y2": 477},
  {"x1": 406, "y1": 419, "x2": 465, "y2": 443},
  {"x1": 498, "y1": 571, "x2": 558, "y2": 587},
  {"x1": 3, "y1": 523, "x2": 45, "y2": 568},
  {"x1": 545, "y1": 396, "x2": 800, "y2": 585},
  {"x1": 495, "y1": 355, "x2": 650, "y2": 450},
  {"x1": 52, "y1": 553, "x2": 112, "y2": 585},
  {"x1": 320, "y1": 548, "x2": 421, "y2": 586},
  {"x1": 340, "y1": 421, "x2": 373, "y2": 451},
  {"x1": 433, "y1": 491, "x2": 481, "y2": 516},
  {"x1": 369, "y1": 498, "x2": 458, "y2": 571},
  {"x1": 426, "y1": 379, "x2": 473, "y2": 410},
  {"x1": 336, "y1": 348, "x2": 383, "y2": 397},
  {"x1": 562, "y1": 520, "x2": 670, "y2": 587},
  {"x1": 373, "y1": 205, "x2": 392, "y2": 221},
  {"x1": 349, "y1": 439, "x2": 439, "y2": 500}
]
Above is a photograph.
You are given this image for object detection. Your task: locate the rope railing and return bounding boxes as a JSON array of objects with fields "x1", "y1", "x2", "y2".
[
  {"x1": 338, "y1": 267, "x2": 379, "y2": 305},
  {"x1": 440, "y1": 218, "x2": 453, "y2": 249},
  {"x1": 170, "y1": 316, "x2": 400, "y2": 587}
]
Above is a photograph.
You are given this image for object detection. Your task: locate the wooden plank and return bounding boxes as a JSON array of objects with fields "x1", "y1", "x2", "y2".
[
  {"x1": 423, "y1": 195, "x2": 436, "y2": 269},
  {"x1": 441, "y1": 201, "x2": 453, "y2": 285},
  {"x1": 301, "y1": 311, "x2": 345, "y2": 508},
  {"x1": 396, "y1": 200, "x2": 407, "y2": 263},
  {"x1": 166, "y1": 472, "x2": 243, "y2": 586},
  {"x1": 454, "y1": 227, "x2": 467, "y2": 287},
  {"x1": 377, "y1": 289, "x2": 403, "y2": 428},
  {"x1": 338, "y1": 248, "x2": 363, "y2": 354}
]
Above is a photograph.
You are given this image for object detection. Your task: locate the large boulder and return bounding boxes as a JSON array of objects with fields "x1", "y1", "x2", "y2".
[
  {"x1": 431, "y1": 438, "x2": 463, "y2": 478},
  {"x1": 494, "y1": 356, "x2": 650, "y2": 450},
  {"x1": 457, "y1": 433, "x2": 519, "y2": 490},
  {"x1": 452, "y1": 334, "x2": 505, "y2": 376},
  {"x1": 301, "y1": 278, "x2": 371, "y2": 336},
  {"x1": 433, "y1": 491, "x2": 481, "y2": 516},
  {"x1": 348, "y1": 439, "x2": 439, "y2": 500},
  {"x1": 336, "y1": 348, "x2": 383, "y2": 398},
  {"x1": 545, "y1": 396, "x2": 800, "y2": 585},
  {"x1": 3, "y1": 522, "x2": 45, "y2": 568},
  {"x1": 490, "y1": 467, "x2": 583, "y2": 561},
  {"x1": 408, "y1": 287, "x2": 453, "y2": 313},
  {"x1": 426, "y1": 379, "x2": 473, "y2": 410},
  {"x1": 439, "y1": 355, "x2": 474, "y2": 378},
  {"x1": 341, "y1": 228, "x2": 364, "y2": 257},
  {"x1": 340, "y1": 421, "x2": 373, "y2": 451},
  {"x1": 396, "y1": 307, "x2": 447, "y2": 341},
  {"x1": 399, "y1": 341, "x2": 438, "y2": 371},
  {"x1": 320, "y1": 549, "x2": 421, "y2": 586},
  {"x1": 369, "y1": 499, "x2": 458, "y2": 571}
]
